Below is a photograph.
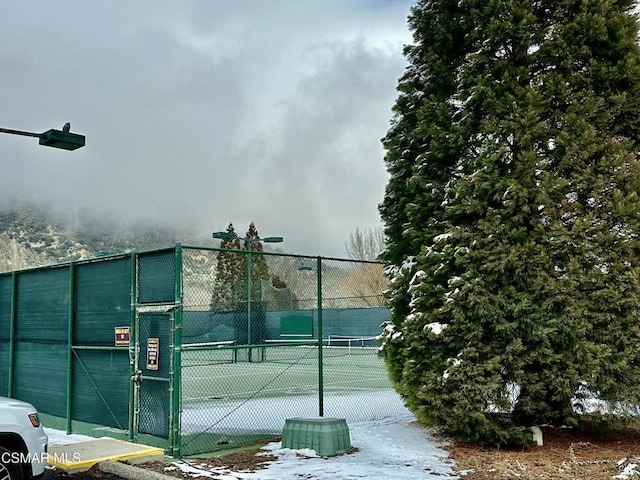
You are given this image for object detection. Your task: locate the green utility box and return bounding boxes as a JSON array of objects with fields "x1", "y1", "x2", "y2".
[{"x1": 282, "y1": 417, "x2": 351, "y2": 456}]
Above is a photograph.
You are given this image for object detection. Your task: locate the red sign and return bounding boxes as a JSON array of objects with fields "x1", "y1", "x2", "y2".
[{"x1": 115, "y1": 327, "x2": 130, "y2": 347}]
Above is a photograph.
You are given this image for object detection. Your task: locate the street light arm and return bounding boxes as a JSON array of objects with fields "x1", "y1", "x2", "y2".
[
  {"x1": 212, "y1": 232, "x2": 284, "y2": 244},
  {"x1": 0, "y1": 127, "x2": 41, "y2": 138}
]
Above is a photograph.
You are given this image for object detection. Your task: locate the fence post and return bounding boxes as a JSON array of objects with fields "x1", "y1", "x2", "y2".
[
  {"x1": 8, "y1": 272, "x2": 17, "y2": 397},
  {"x1": 128, "y1": 252, "x2": 137, "y2": 442},
  {"x1": 66, "y1": 263, "x2": 75, "y2": 433},
  {"x1": 170, "y1": 244, "x2": 183, "y2": 457},
  {"x1": 317, "y1": 256, "x2": 324, "y2": 417}
]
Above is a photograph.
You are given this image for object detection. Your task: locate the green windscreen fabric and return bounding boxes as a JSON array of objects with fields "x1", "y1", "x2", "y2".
[
  {"x1": 13, "y1": 267, "x2": 69, "y2": 415},
  {"x1": 138, "y1": 250, "x2": 176, "y2": 304},
  {"x1": 0, "y1": 274, "x2": 11, "y2": 396},
  {"x1": 15, "y1": 267, "x2": 69, "y2": 342},
  {"x1": 14, "y1": 342, "x2": 68, "y2": 417},
  {"x1": 75, "y1": 257, "x2": 132, "y2": 345},
  {"x1": 72, "y1": 257, "x2": 132, "y2": 428},
  {"x1": 0, "y1": 342, "x2": 8, "y2": 397},
  {"x1": 72, "y1": 349, "x2": 129, "y2": 429},
  {"x1": 0, "y1": 274, "x2": 11, "y2": 336}
]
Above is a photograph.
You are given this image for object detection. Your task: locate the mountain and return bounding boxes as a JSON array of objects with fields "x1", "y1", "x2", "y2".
[{"x1": 0, "y1": 201, "x2": 199, "y2": 273}]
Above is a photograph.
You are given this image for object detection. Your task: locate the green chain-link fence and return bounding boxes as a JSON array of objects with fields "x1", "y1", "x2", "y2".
[
  {"x1": 178, "y1": 247, "x2": 406, "y2": 456},
  {"x1": 0, "y1": 245, "x2": 408, "y2": 457}
]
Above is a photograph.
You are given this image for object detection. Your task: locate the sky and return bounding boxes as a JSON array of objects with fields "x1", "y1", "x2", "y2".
[{"x1": 0, "y1": 1, "x2": 414, "y2": 257}]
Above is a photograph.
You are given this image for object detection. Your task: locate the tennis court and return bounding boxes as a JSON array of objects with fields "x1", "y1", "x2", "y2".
[
  {"x1": 174, "y1": 249, "x2": 401, "y2": 455},
  {"x1": 181, "y1": 337, "x2": 389, "y2": 403},
  {"x1": 178, "y1": 337, "x2": 406, "y2": 456}
]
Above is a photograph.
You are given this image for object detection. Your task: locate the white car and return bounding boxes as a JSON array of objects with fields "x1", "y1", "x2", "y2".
[{"x1": 0, "y1": 397, "x2": 48, "y2": 480}]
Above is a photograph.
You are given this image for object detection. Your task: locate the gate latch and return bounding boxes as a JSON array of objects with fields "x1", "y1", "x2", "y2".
[{"x1": 131, "y1": 369, "x2": 143, "y2": 385}]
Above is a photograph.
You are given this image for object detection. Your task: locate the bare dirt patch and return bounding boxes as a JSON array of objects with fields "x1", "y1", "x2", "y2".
[
  {"x1": 144, "y1": 445, "x2": 360, "y2": 478},
  {"x1": 444, "y1": 425, "x2": 640, "y2": 479},
  {"x1": 144, "y1": 448, "x2": 278, "y2": 478}
]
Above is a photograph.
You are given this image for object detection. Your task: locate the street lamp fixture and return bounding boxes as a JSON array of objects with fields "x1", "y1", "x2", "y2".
[
  {"x1": 213, "y1": 232, "x2": 283, "y2": 245},
  {"x1": 212, "y1": 231, "x2": 236, "y2": 240},
  {"x1": 261, "y1": 237, "x2": 284, "y2": 243},
  {"x1": 212, "y1": 230, "x2": 283, "y2": 360},
  {"x1": 0, "y1": 125, "x2": 85, "y2": 151}
]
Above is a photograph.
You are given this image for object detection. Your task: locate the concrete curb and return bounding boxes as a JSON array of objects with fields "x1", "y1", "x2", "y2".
[{"x1": 98, "y1": 460, "x2": 176, "y2": 480}]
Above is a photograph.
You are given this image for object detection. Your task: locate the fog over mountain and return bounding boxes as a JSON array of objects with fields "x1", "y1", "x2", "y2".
[{"x1": 0, "y1": 199, "x2": 203, "y2": 272}]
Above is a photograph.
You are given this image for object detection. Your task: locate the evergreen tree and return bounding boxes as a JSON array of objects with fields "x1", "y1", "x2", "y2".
[
  {"x1": 210, "y1": 223, "x2": 243, "y2": 311},
  {"x1": 241, "y1": 221, "x2": 271, "y2": 302},
  {"x1": 380, "y1": 0, "x2": 640, "y2": 446},
  {"x1": 379, "y1": 0, "x2": 472, "y2": 393}
]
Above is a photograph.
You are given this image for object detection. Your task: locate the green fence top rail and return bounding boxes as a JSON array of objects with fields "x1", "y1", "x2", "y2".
[
  {"x1": 0, "y1": 245, "x2": 186, "y2": 278},
  {"x1": 181, "y1": 245, "x2": 383, "y2": 264},
  {"x1": 0, "y1": 244, "x2": 384, "y2": 279}
]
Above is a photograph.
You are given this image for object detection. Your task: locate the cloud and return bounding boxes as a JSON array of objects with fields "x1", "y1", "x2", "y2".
[{"x1": 0, "y1": 0, "x2": 413, "y2": 257}]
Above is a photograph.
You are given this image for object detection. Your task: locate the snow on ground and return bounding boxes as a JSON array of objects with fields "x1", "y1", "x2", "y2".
[
  {"x1": 176, "y1": 389, "x2": 462, "y2": 478},
  {"x1": 41, "y1": 390, "x2": 640, "y2": 480},
  {"x1": 175, "y1": 415, "x2": 459, "y2": 480},
  {"x1": 247, "y1": 417, "x2": 457, "y2": 480},
  {"x1": 44, "y1": 390, "x2": 458, "y2": 479},
  {"x1": 44, "y1": 427, "x2": 94, "y2": 446},
  {"x1": 45, "y1": 415, "x2": 460, "y2": 479},
  {"x1": 43, "y1": 417, "x2": 640, "y2": 480}
]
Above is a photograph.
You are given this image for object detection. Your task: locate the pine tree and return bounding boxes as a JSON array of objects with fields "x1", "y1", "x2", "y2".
[
  {"x1": 380, "y1": 0, "x2": 640, "y2": 445},
  {"x1": 210, "y1": 223, "x2": 243, "y2": 311},
  {"x1": 241, "y1": 222, "x2": 271, "y2": 302},
  {"x1": 211, "y1": 222, "x2": 275, "y2": 311}
]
